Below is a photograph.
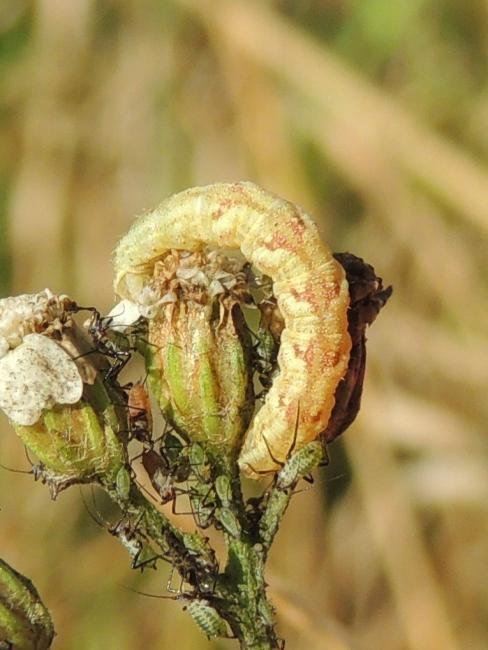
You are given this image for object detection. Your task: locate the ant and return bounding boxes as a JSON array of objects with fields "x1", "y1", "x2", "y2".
[{"x1": 71, "y1": 304, "x2": 146, "y2": 380}]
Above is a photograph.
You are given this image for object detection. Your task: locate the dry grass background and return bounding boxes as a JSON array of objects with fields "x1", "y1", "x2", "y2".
[{"x1": 0, "y1": 1, "x2": 487, "y2": 648}]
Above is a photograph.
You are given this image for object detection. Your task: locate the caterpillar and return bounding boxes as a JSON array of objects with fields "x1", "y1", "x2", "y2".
[{"x1": 113, "y1": 182, "x2": 351, "y2": 478}]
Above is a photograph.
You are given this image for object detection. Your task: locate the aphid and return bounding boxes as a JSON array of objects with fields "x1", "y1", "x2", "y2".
[
  {"x1": 184, "y1": 598, "x2": 229, "y2": 639},
  {"x1": 213, "y1": 475, "x2": 241, "y2": 538},
  {"x1": 185, "y1": 443, "x2": 217, "y2": 529},
  {"x1": 113, "y1": 182, "x2": 351, "y2": 477},
  {"x1": 115, "y1": 465, "x2": 132, "y2": 502},
  {"x1": 159, "y1": 432, "x2": 191, "y2": 482},
  {"x1": 251, "y1": 323, "x2": 279, "y2": 397},
  {"x1": 214, "y1": 508, "x2": 241, "y2": 538},
  {"x1": 127, "y1": 589, "x2": 232, "y2": 641},
  {"x1": 275, "y1": 441, "x2": 323, "y2": 491},
  {"x1": 112, "y1": 518, "x2": 159, "y2": 571},
  {"x1": 214, "y1": 475, "x2": 232, "y2": 507},
  {"x1": 141, "y1": 449, "x2": 185, "y2": 506},
  {"x1": 138, "y1": 431, "x2": 194, "y2": 507},
  {"x1": 119, "y1": 518, "x2": 156, "y2": 572},
  {"x1": 164, "y1": 530, "x2": 218, "y2": 596},
  {"x1": 73, "y1": 304, "x2": 146, "y2": 381},
  {"x1": 127, "y1": 381, "x2": 152, "y2": 445},
  {"x1": 81, "y1": 492, "x2": 158, "y2": 572}
]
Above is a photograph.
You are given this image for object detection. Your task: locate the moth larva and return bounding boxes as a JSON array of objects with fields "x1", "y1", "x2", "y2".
[{"x1": 113, "y1": 182, "x2": 351, "y2": 477}]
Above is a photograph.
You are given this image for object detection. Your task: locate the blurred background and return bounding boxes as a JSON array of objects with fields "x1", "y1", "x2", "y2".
[{"x1": 1, "y1": 1, "x2": 487, "y2": 648}]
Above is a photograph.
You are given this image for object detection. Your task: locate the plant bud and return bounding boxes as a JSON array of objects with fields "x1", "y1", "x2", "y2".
[
  {"x1": 0, "y1": 558, "x2": 54, "y2": 649},
  {"x1": 142, "y1": 250, "x2": 254, "y2": 457},
  {"x1": 0, "y1": 291, "x2": 126, "y2": 495}
]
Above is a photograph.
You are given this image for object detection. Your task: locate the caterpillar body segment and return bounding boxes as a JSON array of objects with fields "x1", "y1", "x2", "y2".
[{"x1": 113, "y1": 182, "x2": 351, "y2": 478}]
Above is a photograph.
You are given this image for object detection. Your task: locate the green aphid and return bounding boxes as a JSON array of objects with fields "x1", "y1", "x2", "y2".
[
  {"x1": 187, "y1": 443, "x2": 211, "y2": 483},
  {"x1": 184, "y1": 599, "x2": 229, "y2": 640},
  {"x1": 215, "y1": 508, "x2": 241, "y2": 538},
  {"x1": 214, "y1": 474, "x2": 232, "y2": 507},
  {"x1": 115, "y1": 465, "x2": 132, "y2": 502},
  {"x1": 276, "y1": 441, "x2": 323, "y2": 490},
  {"x1": 189, "y1": 482, "x2": 216, "y2": 529}
]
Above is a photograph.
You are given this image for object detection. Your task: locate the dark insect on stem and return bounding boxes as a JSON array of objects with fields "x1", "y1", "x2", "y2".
[
  {"x1": 139, "y1": 439, "x2": 219, "y2": 531},
  {"x1": 125, "y1": 588, "x2": 234, "y2": 640},
  {"x1": 112, "y1": 516, "x2": 160, "y2": 571},
  {"x1": 140, "y1": 449, "x2": 188, "y2": 508},
  {"x1": 86, "y1": 308, "x2": 131, "y2": 379},
  {"x1": 80, "y1": 489, "x2": 159, "y2": 572},
  {"x1": 72, "y1": 305, "x2": 146, "y2": 380},
  {"x1": 126, "y1": 381, "x2": 153, "y2": 445},
  {"x1": 163, "y1": 529, "x2": 219, "y2": 597},
  {"x1": 0, "y1": 448, "x2": 75, "y2": 499}
]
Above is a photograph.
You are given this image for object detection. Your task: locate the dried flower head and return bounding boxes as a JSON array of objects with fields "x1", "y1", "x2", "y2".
[
  {"x1": 0, "y1": 290, "x2": 126, "y2": 494},
  {"x1": 0, "y1": 291, "x2": 82, "y2": 426},
  {"x1": 0, "y1": 289, "x2": 75, "y2": 354}
]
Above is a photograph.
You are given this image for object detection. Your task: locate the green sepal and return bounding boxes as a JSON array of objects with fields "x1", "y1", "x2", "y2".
[
  {"x1": 14, "y1": 376, "x2": 126, "y2": 495},
  {"x1": 146, "y1": 301, "x2": 254, "y2": 458},
  {"x1": 0, "y1": 558, "x2": 54, "y2": 649}
]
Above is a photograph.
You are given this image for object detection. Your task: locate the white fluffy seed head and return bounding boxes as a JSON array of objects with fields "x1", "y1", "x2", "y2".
[{"x1": 0, "y1": 333, "x2": 83, "y2": 426}]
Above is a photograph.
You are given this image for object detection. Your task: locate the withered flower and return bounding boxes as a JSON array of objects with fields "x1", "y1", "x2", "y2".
[{"x1": 0, "y1": 290, "x2": 125, "y2": 495}]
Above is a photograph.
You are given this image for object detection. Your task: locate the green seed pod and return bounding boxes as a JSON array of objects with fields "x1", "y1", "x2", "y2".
[
  {"x1": 147, "y1": 298, "x2": 253, "y2": 459},
  {"x1": 13, "y1": 376, "x2": 126, "y2": 497},
  {"x1": 0, "y1": 291, "x2": 127, "y2": 496},
  {"x1": 0, "y1": 558, "x2": 54, "y2": 649},
  {"x1": 117, "y1": 249, "x2": 254, "y2": 459},
  {"x1": 184, "y1": 599, "x2": 228, "y2": 639}
]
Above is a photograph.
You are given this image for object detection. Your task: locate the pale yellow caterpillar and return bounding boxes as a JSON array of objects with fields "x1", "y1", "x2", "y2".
[{"x1": 113, "y1": 182, "x2": 351, "y2": 477}]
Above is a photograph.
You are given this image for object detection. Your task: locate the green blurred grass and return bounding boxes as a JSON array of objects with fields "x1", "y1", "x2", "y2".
[{"x1": 1, "y1": 1, "x2": 487, "y2": 648}]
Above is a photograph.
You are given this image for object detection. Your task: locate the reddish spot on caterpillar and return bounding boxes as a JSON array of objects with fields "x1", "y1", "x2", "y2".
[
  {"x1": 323, "y1": 282, "x2": 341, "y2": 302},
  {"x1": 289, "y1": 215, "x2": 307, "y2": 239},
  {"x1": 264, "y1": 232, "x2": 290, "y2": 251},
  {"x1": 211, "y1": 198, "x2": 232, "y2": 221},
  {"x1": 321, "y1": 349, "x2": 341, "y2": 368}
]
